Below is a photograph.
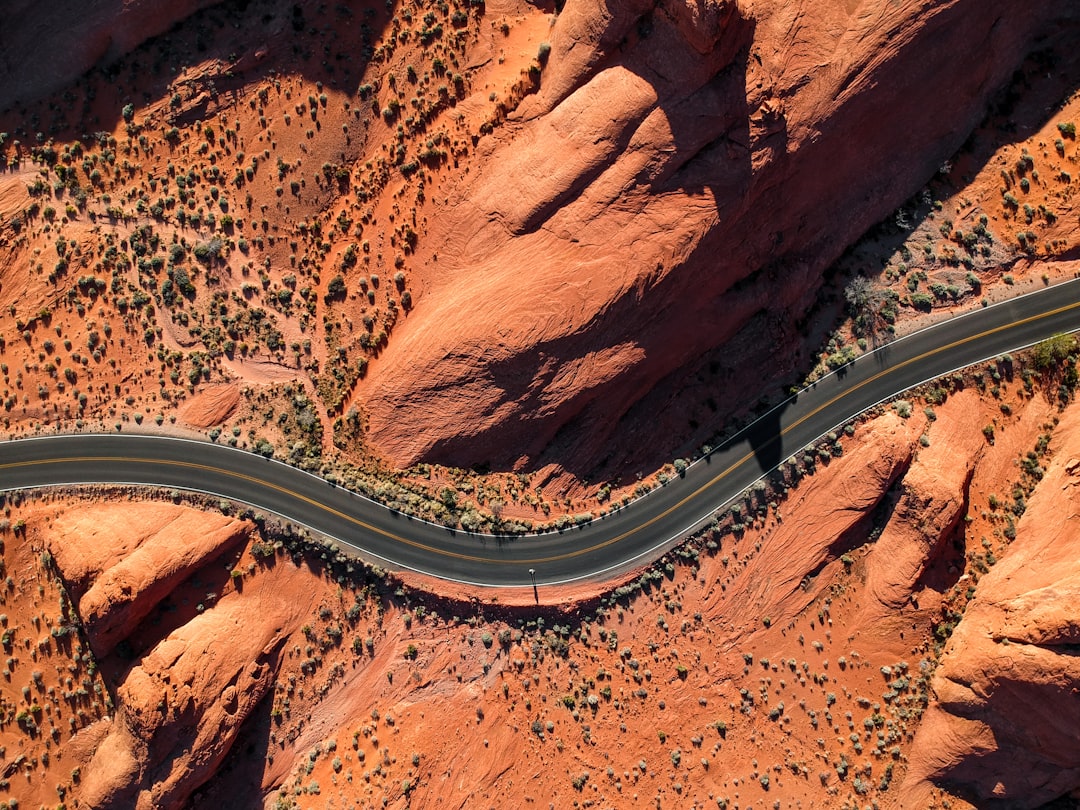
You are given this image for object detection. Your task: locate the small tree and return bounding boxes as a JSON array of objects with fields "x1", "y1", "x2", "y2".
[
  {"x1": 1032, "y1": 333, "x2": 1077, "y2": 371},
  {"x1": 325, "y1": 275, "x2": 347, "y2": 301}
]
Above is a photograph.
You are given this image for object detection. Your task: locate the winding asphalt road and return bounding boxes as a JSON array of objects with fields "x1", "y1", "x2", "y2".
[{"x1": 3, "y1": 279, "x2": 1080, "y2": 587}]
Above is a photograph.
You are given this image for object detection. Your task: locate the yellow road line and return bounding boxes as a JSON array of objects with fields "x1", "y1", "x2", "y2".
[
  {"x1": 4, "y1": 298, "x2": 1079, "y2": 569},
  {"x1": 608, "y1": 296, "x2": 1080, "y2": 553},
  {"x1": 0, "y1": 455, "x2": 508, "y2": 565}
]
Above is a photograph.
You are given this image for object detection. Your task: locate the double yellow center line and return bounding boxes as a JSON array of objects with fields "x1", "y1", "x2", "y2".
[{"x1": 4, "y1": 296, "x2": 1079, "y2": 571}]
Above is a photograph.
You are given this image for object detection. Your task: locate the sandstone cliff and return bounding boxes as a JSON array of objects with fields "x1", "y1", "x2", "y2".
[
  {"x1": 21, "y1": 501, "x2": 311, "y2": 810},
  {"x1": 359, "y1": 0, "x2": 1080, "y2": 476},
  {"x1": 1, "y1": 375, "x2": 1076, "y2": 808},
  {"x1": 44, "y1": 503, "x2": 253, "y2": 657},
  {"x1": 902, "y1": 403, "x2": 1080, "y2": 808},
  {"x1": 861, "y1": 391, "x2": 985, "y2": 617},
  {"x1": 78, "y1": 561, "x2": 308, "y2": 810}
]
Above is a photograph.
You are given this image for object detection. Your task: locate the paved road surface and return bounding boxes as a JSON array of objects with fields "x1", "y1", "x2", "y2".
[{"x1": 3, "y1": 279, "x2": 1080, "y2": 586}]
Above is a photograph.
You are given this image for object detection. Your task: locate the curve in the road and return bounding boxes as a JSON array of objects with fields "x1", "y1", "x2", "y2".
[{"x1": 3, "y1": 278, "x2": 1080, "y2": 587}]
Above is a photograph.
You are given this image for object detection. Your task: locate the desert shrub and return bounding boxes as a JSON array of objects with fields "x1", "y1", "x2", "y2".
[
  {"x1": 1032, "y1": 333, "x2": 1077, "y2": 371},
  {"x1": 192, "y1": 237, "x2": 224, "y2": 264},
  {"x1": 325, "y1": 275, "x2": 346, "y2": 300}
]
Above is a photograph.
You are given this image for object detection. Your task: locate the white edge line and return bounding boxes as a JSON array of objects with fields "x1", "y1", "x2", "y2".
[
  {"x1": 0, "y1": 480, "x2": 423, "y2": 583},
  {"x1": 556, "y1": 328, "x2": 1080, "y2": 589},
  {"x1": 6, "y1": 285, "x2": 1080, "y2": 591},
  {"x1": 4, "y1": 329, "x2": 1076, "y2": 590},
  {"x1": 11, "y1": 276, "x2": 1080, "y2": 547}
]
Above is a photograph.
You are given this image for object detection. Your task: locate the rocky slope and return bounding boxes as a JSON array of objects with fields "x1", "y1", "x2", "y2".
[
  {"x1": 0, "y1": 0, "x2": 1078, "y2": 518},
  {"x1": 2, "y1": 369, "x2": 1078, "y2": 809},
  {"x1": 359, "y1": 0, "x2": 1080, "y2": 476},
  {"x1": 0, "y1": 2, "x2": 1079, "y2": 806},
  {"x1": 0, "y1": 0, "x2": 222, "y2": 112},
  {"x1": 861, "y1": 392, "x2": 985, "y2": 618},
  {"x1": 43, "y1": 505, "x2": 268, "y2": 808},
  {"x1": 902, "y1": 402, "x2": 1080, "y2": 808}
]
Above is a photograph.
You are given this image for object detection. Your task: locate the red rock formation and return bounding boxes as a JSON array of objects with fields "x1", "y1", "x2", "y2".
[
  {"x1": 0, "y1": 0, "x2": 222, "y2": 112},
  {"x1": 861, "y1": 391, "x2": 985, "y2": 616},
  {"x1": 697, "y1": 410, "x2": 918, "y2": 640},
  {"x1": 902, "y1": 404, "x2": 1080, "y2": 808},
  {"x1": 178, "y1": 384, "x2": 242, "y2": 429},
  {"x1": 44, "y1": 503, "x2": 251, "y2": 657},
  {"x1": 36, "y1": 503, "x2": 307, "y2": 810},
  {"x1": 360, "y1": 0, "x2": 1080, "y2": 475},
  {"x1": 37, "y1": 503, "x2": 272, "y2": 809},
  {"x1": 77, "y1": 561, "x2": 309, "y2": 810}
]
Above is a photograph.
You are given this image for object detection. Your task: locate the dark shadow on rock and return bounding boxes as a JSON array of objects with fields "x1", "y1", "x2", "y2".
[
  {"x1": 0, "y1": 0, "x2": 389, "y2": 167},
  {"x1": 422, "y1": 5, "x2": 759, "y2": 483},
  {"x1": 411, "y1": 1, "x2": 1080, "y2": 496}
]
